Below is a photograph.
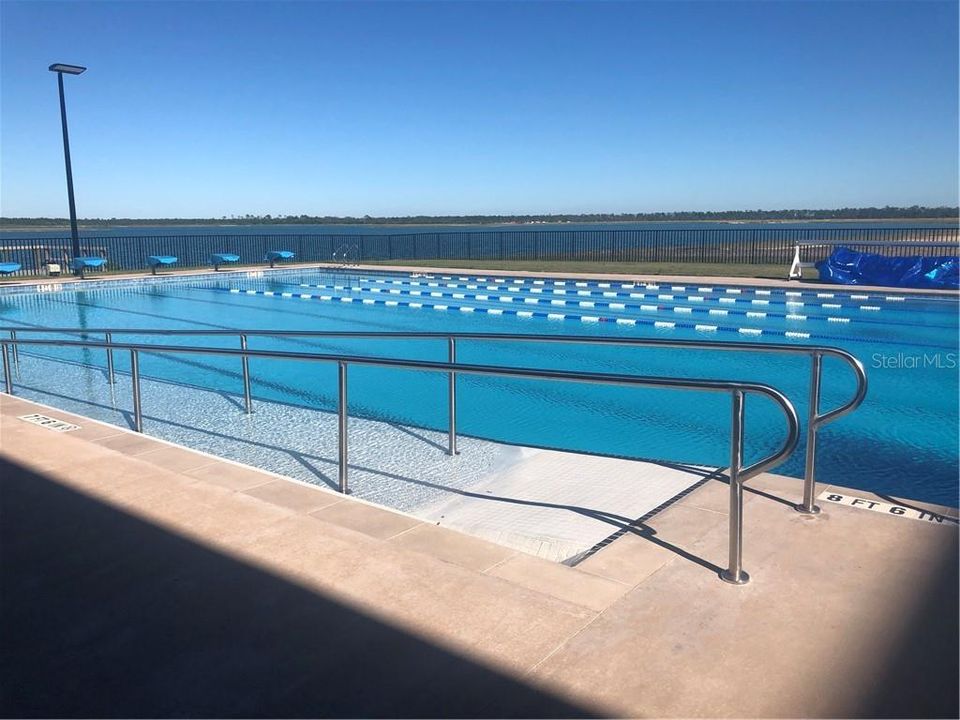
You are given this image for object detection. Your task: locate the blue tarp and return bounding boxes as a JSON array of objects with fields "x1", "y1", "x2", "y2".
[{"x1": 816, "y1": 247, "x2": 959, "y2": 289}]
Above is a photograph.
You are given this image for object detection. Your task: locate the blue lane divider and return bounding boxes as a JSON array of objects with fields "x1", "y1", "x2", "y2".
[
  {"x1": 280, "y1": 280, "x2": 955, "y2": 331},
  {"x1": 400, "y1": 272, "x2": 959, "y2": 305},
  {"x1": 216, "y1": 286, "x2": 955, "y2": 349}
]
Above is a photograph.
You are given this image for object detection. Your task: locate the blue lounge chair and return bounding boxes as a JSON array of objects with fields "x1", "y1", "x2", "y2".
[
  {"x1": 0, "y1": 262, "x2": 22, "y2": 276},
  {"x1": 265, "y1": 250, "x2": 295, "y2": 268},
  {"x1": 71, "y1": 256, "x2": 107, "y2": 279},
  {"x1": 211, "y1": 253, "x2": 240, "y2": 271},
  {"x1": 148, "y1": 255, "x2": 178, "y2": 275}
]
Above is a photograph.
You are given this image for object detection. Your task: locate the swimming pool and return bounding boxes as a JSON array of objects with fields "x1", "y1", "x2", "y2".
[{"x1": 2, "y1": 268, "x2": 957, "y2": 506}]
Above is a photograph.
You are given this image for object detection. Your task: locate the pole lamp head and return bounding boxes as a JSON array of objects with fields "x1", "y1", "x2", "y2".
[{"x1": 48, "y1": 63, "x2": 86, "y2": 75}]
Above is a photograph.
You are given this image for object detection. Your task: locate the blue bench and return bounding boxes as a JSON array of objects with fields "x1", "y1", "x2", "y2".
[
  {"x1": 0, "y1": 262, "x2": 22, "y2": 276},
  {"x1": 211, "y1": 253, "x2": 240, "y2": 271},
  {"x1": 71, "y1": 256, "x2": 107, "y2": 279},
  {"x1": 265, "y1": 250, "x2": 295, "y2": 268},
  {"x1": 148, "y1": 255, "x2": 178, "y2": 275}
]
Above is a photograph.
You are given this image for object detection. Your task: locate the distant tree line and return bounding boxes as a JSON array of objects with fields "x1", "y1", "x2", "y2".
[{"x1": 2, "y1": 205, "x2": 957, "y2": 228}]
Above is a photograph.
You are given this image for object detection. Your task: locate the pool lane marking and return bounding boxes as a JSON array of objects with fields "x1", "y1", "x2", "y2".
[
  {"x1": 404, "y1": 273, "x2": 958, "y2": 304},
  {"x1": 217, "y1": 287, "x2": 957, "y2": 349},
  {"x1": 262, "y1": 283, "x2": 956, "y2": 331},
  {"x1": 277, "y1": 284, "x2": 897, "y2": 326},
  {"x1": 372, "y1": 275, "x2": 955, "y2": 306},
  {"x1": 351, "y1": 276, "x2": 953, "y2": 315},
  {"x1": 312, "y1": 278, "x2": 919, "y2": 314}
]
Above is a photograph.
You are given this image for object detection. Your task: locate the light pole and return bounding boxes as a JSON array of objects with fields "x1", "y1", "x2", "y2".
[{"x1": 48, "y1": 63, "x2": 86, "y2": 265}]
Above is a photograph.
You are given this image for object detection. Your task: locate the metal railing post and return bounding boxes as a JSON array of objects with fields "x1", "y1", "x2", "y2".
[
  {"x1": 338, "y1": 361, "x2": 349, "y2": 493},
  {"x1": 240, "y1": 334, "x2": 253, "y2": 414},
  {"x1": 105, "y1": 332, "x2": 115, "y2": 384},
  {"x1": 720, "y1": 390, "x2": 749, "y2": 585},
  {"x1": 797, "y1": 352, "x2": 823, "y2": 515},
  {"x1": 2, "y1": 343, "x2": 13, "y2": 394},
  {"x1": 448, "y1": 336, "x2": 458, "y2": 455},
  {"x1": 130, "y1": 349, "x2": 143, "y2": 432},
  {"x1": 9, "y1": 331, "x2": 20, "y2": 378}
]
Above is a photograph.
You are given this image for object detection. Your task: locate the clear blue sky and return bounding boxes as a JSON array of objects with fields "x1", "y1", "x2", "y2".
[{"x1": 1, "y1": 0, "x2": 957, "y2": 218}]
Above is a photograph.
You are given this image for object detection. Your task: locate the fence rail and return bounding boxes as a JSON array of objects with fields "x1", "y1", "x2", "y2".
[
  {"x1": 1, "y1": 332, "x2": 804, "y2": 585},
  {"x1": 0, "y1": 226, "x2": 957, "y2": 277}
]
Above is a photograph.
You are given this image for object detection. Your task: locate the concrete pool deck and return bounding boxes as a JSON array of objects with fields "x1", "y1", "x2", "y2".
[{"x1": 2, "y1": 393, "x2": 957, "y2": 718}]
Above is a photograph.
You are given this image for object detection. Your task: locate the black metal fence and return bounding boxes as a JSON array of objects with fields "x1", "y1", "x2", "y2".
[{"x1": 0, "y1": 226, "x2": 956, "y2": 278}]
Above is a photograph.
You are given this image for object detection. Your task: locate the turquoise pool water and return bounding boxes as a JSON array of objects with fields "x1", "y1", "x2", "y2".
[{"x1": 2, "y1": 269, "x2": 957, "y2": 506}]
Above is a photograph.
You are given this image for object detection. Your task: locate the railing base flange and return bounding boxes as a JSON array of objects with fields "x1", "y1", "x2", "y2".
[
  {"x1": 719, "y1": 570, "x2": 750, "y2": 585},
  {"x1": 794, "y1": 503, "x2": 822, "y2": 515}
]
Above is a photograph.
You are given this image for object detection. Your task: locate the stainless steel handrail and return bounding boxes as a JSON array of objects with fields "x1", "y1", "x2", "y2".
[
  {"x1": 1, "y1": 327, "x2": 867, "y2": 514},
  {"x1": 0, "y1": 335, "x2": 800, "y2": 585}
]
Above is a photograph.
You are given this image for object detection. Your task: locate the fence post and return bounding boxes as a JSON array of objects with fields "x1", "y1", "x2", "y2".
[
  {"x1": 796, "y1": 352, "x2": 823, "y2": 515},
  {"x1": 9, "y1": 330, "x2": 19, "y2": 378},
  {"x1": 240, "y1": 334, "x2": 253, "y2": 414},
  {"x1": 338, "y1": 361, "x2": 349, "y2": 494},
  {"x1": 105, "y1": 332, "x2": 115, "y2": 384},
  {"x1": 130, "y1": 349, "x2": 143, "y2": 432},
  {"x1": 448, "y1": 337, "x2": 458, "y2": 455},
  {"x1": 720, "y1": 390, "x2": 749, "y2": 585},
  {"x1": 2, "y1": 343, "x2": 13, "y2": 394}
]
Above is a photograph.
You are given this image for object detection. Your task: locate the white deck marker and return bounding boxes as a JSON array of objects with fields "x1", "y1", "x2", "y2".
[{"x1": 819, "y1": 491, "x2": 958, "y2": 524}]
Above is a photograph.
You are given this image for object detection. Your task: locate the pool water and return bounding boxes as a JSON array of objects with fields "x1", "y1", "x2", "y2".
[{"x1": 1, "y1": 268, "x2": 957, "y2": 506}]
